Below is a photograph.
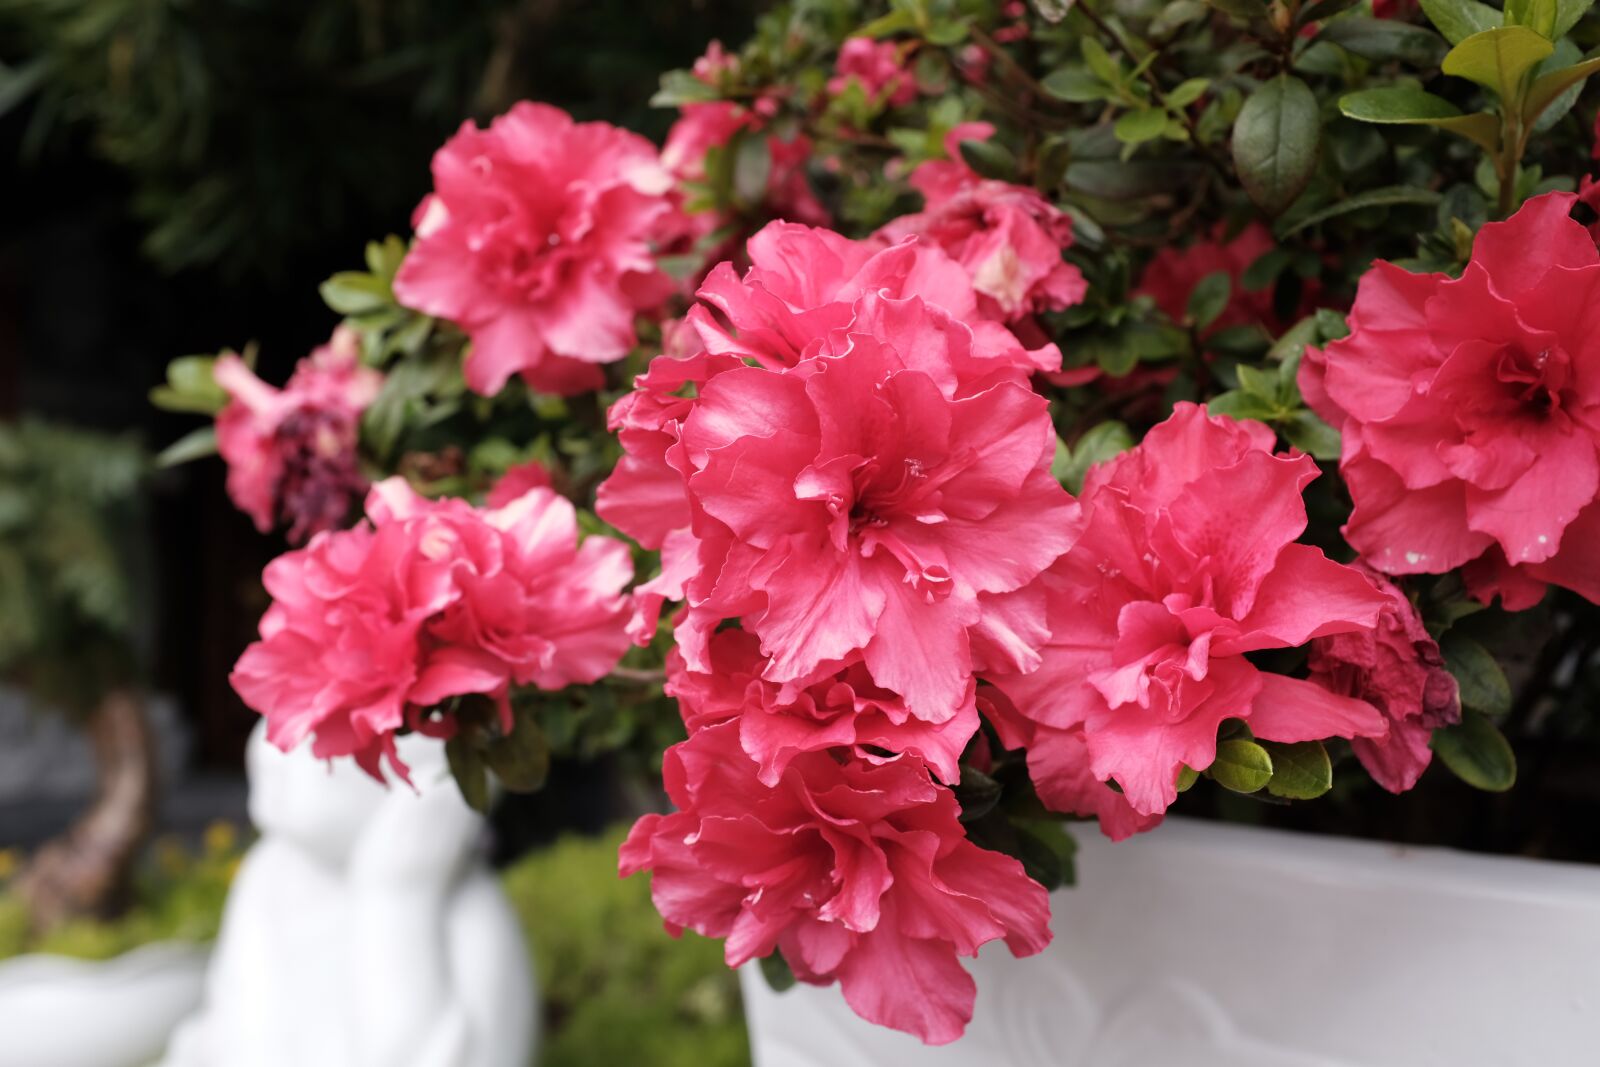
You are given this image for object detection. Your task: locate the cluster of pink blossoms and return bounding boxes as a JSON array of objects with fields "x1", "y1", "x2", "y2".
[
  {"x1": 213, "y1": 326, "x2": 382, "y2": 543},
  {"x1": 230, "y1": 474, "x2": 634, "y2": 780},
  {"x1": 1302, "y1": 192, "x2": 1600, "y2": 610},
  {"x1": 603, "y1": 195, "x2": 1420, "y2": 1039},
  {"x1": 393, "y1": 102, "x2": 681, "y2": 397}
]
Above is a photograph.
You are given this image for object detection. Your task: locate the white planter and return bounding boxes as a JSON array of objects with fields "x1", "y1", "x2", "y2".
[
  {"x1": 159, "y1": 724, "x2": 536, "y2": 1067},
  {"x1": 742, "y1": 817, "x2": 1600, "y2": 1066},
  {"x1": 0, "y1": 941, "x2": 210, "y2": 1067}
]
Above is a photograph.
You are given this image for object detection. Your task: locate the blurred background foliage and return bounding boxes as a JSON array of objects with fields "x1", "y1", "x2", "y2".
[{"x1": 0, "y1": 0, "x2": 769, "y2": 279}]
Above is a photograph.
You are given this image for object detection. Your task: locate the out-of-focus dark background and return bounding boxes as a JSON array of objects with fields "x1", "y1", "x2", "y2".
[{"x1": 0, "y1": 0, "x2": 762, "y2": 827}]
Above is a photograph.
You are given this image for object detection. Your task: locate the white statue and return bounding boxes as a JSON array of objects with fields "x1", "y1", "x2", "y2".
[{"x1": 160, "y1": 723, "x2": 536, "y2": 1067}]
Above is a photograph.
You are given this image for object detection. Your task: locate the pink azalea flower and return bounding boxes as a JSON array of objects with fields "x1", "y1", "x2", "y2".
[
  {"x1": 876, "y1": 123, "x2": 1086, "y2": 322},
  {"x1": 1300, "y1": 192, "x2": 1600, "y2": 609},
  {"x1": 619, "y1": 721, "x2": 1051, "y2": 1046},
  {"x1": 668, "y1": 629, "x2": 979, "y2": 786},
  {"x1": 596, "y1": 221, "x2": 1064, "y2": 638},
  {"x1": 669, "y1": 290, "x2": 1077, "y2": 723},
  {"x1": 213, "y1": 326, "x2": 382, "y2": 543},
  {"x1": 229, "y1": 477, "x2": 633, "y2": 780},
  {"x1": 986, "y1": 404, "x2": 1390, "y2": 817},
  {"x1": 1306, "y1": 563, "x2": 1460, "y2": 793},
  {"x1": 980, "y1": 687, "x2": 1162, "y2": 842},
  {"x1": 392, "y1": 102, "x2": 679, "y2": 398},
  {"x1": 828, "y1": 38, "x2": 918, "y2": 108}
]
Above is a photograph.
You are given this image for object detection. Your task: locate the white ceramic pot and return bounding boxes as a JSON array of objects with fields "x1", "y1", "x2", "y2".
[
  {"x1": 0, "y1": 941, "x2": 210, "y2": 1067},
  {"x1": 742, "y1": 817, "x2": 1600, "y2": 1066}
]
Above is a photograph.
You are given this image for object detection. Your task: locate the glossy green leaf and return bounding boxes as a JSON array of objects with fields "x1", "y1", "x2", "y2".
[
  {"x1": 1115, "y1": 108, "x2": 1171, "y2": 144},
  {"x1": 1232, "y1": 75, "x2": 1321, "y2": 216},
  {"x1": 1420, "y1": 0, "x2": 1503, "y2": 44},
  {"x1": 1552, "y1": 0, "x2": 1596, "y2": 38},
  {"x1": 445, "y1": 734, "x2": 491, "y2": 814},
  {"x1": 1338, "y1": 89, "x2": 1500, "y2": 152},
  {"x1": 1188, "y1": 271, "x2": 1233, "y2": 330},
  {"x1": 1042, "y1": 65, "x2": 1109, "y2": 102},
  {"x1": 958, "y1": 137, "x2": 1018, "y2": 181},
  {"x1": 1505, "y1": 0, "x2": 1557, "y2": 36},
  {"x1": 1431, "y1": 708, "x2": 1517, "y2": 791},
  {"x1": 1523, "y1": 54, "x2": 1600, "y2": 123},
  {"x1": 1209, "y1": 738, "x2": 1275, "y2": 794},
  {"x1": 954, "y1": 765, "x2": 1004, "y2": 823},
  {"x1": 1057, "y1": 421, "x2": 1135, "y2": 494},
  {"x1": 1276, "y1": 184, "x2": 1445, "y2": 236},
  {"x1": 320, "y1": 271, "x2": 390, "y2": 316},
  {"x1": 1442, "y1": 27, "x2": 1554, "y2": 96},
  {"x1": 1441, "y1": 633, "x2": 1512, "y2": 715},
  {"x1": 1082, "y1": 38, "x2": 1122, "y2": 87},
  {"x1": 759, "y1": 951, "x2": 797, "y2": 993},
  {"x1": 485, "y1": 719, "x2": 552, "y2": 793},
  {"x1": 1284, "y1": 410, "x2": 1342, "y2": 459},
  {"x1": 1205, "y1": 0, "x2": 1269, "y2": 18},
  {"x1": 1168, "y1": 77, "x2": 1211, "y2": 108},
  {"x1": 1317, "y1": 17, "x2": 1449, "y2": 65},
  {"x1": 1263, "y1": 741, "x2": 1333, "y2": 799},
  {"x1": 154, "y1": 426, "x2": 218, "y2": 468}
]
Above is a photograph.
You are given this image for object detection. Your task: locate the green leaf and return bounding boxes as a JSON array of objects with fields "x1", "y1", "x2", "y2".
[
  {"x1": 1431, "y1": 708, "x2": 1517, "y2": 791},
  {"x1": 1082, "y1": 38, "x2": 1121, "y2": 87},
  {"x1": 1523, "y1": 53, "x2": 1600, "y2": 123},
  {"x1": 154, "y1": 426, "x2": 218, "y2": 468},
  {"x1": 1283, "y1": 410, "x2": 1342, "y2": 459},
  {"x1": 485, "y1": 718, "x2": 552, "y2": 794},
  {"x1": 1505, "y1": 0, "x2": 1557, "y2": 36},
  {"x1": 1115, "y1": 108, "x2": 1171, "y2": 145},
  {"x1": 445, "y1": 734, "x2": 491, "y2": 814},
  {"x1": 1235, "y1": 362, "x2": 1279, "y2": 400},
  {"x1": 1042, "y1": 66, "x2": 1109, "y2": 102},
  {"x1": 1441, "y1": 633, "x2": 1512, "y2": 714},
  {"x1": 1187, "y1": 271, "x2": 1233, "y2": 330},
  {"x1": 320, "y1": 271, "x2": 391, "y2": 316},
  {"x1": 1300, "y1": 0, "x2": 1362, "y2": 22},
  {"x1": 759, "y1": 951, "x2": 797, "y2": 993},
  {"x1": 855, "y1": 9, "x2": 918, "y2": 37},
  {"x1": 1205, "y1": 0, "x2": 1269, "y2": 18},
  {"x1": 1276, "y1": 185, "x2": 1444, "y2": 237},
  {"x1": 650, "y1": 68, "x2": 720, "y2": 108},
  {"x1": 1337, "y1": 89, "x2": 1500, "y2": 152},
  {"x1": 1420, "y1": 0, "x2": 1504, "y2": 44},
  {"x1": 958, "y1": 138, "x2": 1018, "y2": 181},
  {"x1": 1013, "y1": 819, "x2": 1078, "y2": 891},
  {"x1": 1317, "y1": 17, "x2": 1449, "y2": 66},
  {"x1": 1167, "y1": 77, "x2": 1211, "y2": 108},
  {"x1": 150, "y1": 355, "x2": 227, "y2": 415},
  {"x1": 1205, "y1": 390, "x2": 1282, "y2": 420},
  {"x1": 1176, "y1": 765, "x2": 1201, "y2": 792},
  {"x1": 1552, "y1": 0, "x2": 1595, "y2": 38},
  {"x1": 1058, "y1": 421, "x2": 1135, "y2": 494},
  {"x1": 1209, "y1": 739, "x2": 1275, "y2": 794},
  {"x1": 954, "y1": 765, "x2": 1004, "y2": 823},
  {"x1": 1262, "y1": 740, "x2": 1333, "y2": 799},
  {"x1": 732, "y1": 134, "x2": 772, "y2": 205},
  {"x1": 1232, "y1": 76, "x2": 1321, "y2": 216},
  {"x1": 1442, "y1": 27, "x2": 1554, "y2": 96}
]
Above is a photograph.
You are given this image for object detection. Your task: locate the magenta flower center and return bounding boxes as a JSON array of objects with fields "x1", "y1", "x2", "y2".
[{"x1": 1495, "y1": 345, "x2": 1570, "y2": 420}]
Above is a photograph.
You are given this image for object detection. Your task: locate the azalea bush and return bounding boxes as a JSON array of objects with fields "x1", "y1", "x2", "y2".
[{"x1": 159, "y1": 0, "x2": 1600, "y2": 1048}]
